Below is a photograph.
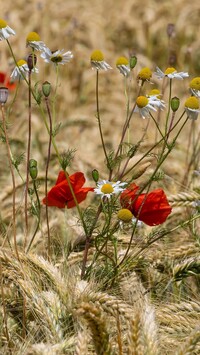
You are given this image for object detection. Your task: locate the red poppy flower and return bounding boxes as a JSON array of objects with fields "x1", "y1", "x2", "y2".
[
  {"x1": 0, "y1": 71, "x2": 16, "y2": 90},
  {"x1": 43, "y1": 171, "x2": 94, "y2": 209},
  {"x1": 120, "y1": 183, "x2": 172, "y2": 226}
]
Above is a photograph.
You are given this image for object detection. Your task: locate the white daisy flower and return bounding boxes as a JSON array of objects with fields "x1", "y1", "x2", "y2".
[
  {"x1": 0, "y1": 19, "x2": 15, "y2": 40},
  {"x1": 184, "y1": 96, "x2": 200, "y2": 120},
  {"x1": 94, "y1": 180, "x2": 127, "y2": 199},
  {"x1": 10, "y1": 59, "x2": 38, "y2": 80},
  {"x1": 91, "y1": 50, "x2": 112, "y2": 71},
  {"x1": 135, "y1": 95, "x2": 166, "y2": 119},
  {"x1": 137, "y1": 67, "x2": 152, "y2": 82},
  {"x1": 41, "y1": 47, "x2": 73, "y2": 65},
  {"x1": 155, "y1": 66, "x2": 189, "y2": 80},
  {"x1": 116, "y1": 56, "x2": 130, "y2": 77},
  {"x1": 189, "y1": 77, "x2": 200, "y2": 98},
  {"x1": 26, "y1": 31, "x2": 47, "y2": 52}
]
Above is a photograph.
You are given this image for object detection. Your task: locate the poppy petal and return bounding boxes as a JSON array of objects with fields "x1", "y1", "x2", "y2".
[
  {"x1": 43, "y1": 171, "x2": 93, "y2": 209},
  {"x1": 133, "y1": 189, "x2": 172, "y2": 226},
  {"x1": 66, "y1": 187, "x2": 94, "y2": 208}
]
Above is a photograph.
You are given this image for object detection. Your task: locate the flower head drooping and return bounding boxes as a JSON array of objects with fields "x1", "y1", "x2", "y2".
[
  {"x1": 189, "y1": 77, "x2": 200, "y2": 98},
  {"x1": 120, "y1": 183, "x2": 172, "y2": 226},
  {"x1": 43, "y1": 171, "x2": 94, "y2": 209},
  {"x1": 155, "y1": 67, "x2": 189, "y2": 80},
  {"x1": 0, "y1": 19, "x2": 15, "y2": 40},
  {"x1": 116, "y1": 56, "x2": 130, "y2": 77},
  {"x1": 41, "y1": 47, "x2": 73, "y2": 66},
  {"x1": 117, "y1": 208, "x2": 133, "y2": 223},
  {"x1": 90, "y1": 50, "x2": 112, "y2": 71},
  {"x1": 26, "y1": 32, "x2": 47, "y2": 52},
  {"x1": 137, "y1": 67, "x2": 152, "y2": 84},
  {"x1": 94, "y1": 180, "x2": 127, "y2": 199},
  {"x1": 135, "y1": 95, "x2": 165, "y2": 119},
  {"x1": 0, "y1": 72, "x2": 16, "y2": 90},
  {"x1": 184, "y1": 96, "x2": 200, "y2": 120},
  {"x1": 10, "y1": 59, "x2": 38, "y2": 81}
]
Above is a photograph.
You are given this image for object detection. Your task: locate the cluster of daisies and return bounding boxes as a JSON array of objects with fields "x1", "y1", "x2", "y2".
[
  {"x1": 91, "y1": 49, "x2": 200, "y2": 121},
  {"x1": 0, "y1": 18, "x2": 200, "y2": 120},
  {"x1": 0, "y1": 19, "x2": 73, "y2": 81}
]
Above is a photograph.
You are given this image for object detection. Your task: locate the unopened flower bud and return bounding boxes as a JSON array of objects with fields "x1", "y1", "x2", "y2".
[
  {"x1": 92, "y1": 169, "x2": 99, "y2": 183},
  {"x1": 42, "y1": 81, "x2": 51, "y2": 97},
  {"x1": 27, "y1": 53, "x2": 37, "y2": 71},
  {"x1": 29, "y1": 159, "x2": 38, "y2": 180},
  {"x1": 171, "y1": 97, "x2": 180, "y2": 112},
  {"x1": 0, "y1": 87, "x2": 9, "y2": 104},
  {"x1": 130, "y1": 55, "x2": 137, "y2": 69}
]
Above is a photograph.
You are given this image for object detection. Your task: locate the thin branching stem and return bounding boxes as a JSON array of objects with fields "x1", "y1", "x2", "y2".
[
  {"x1": 1, "y1": 104, "x2": 19, "y2": 260},
  {"x1": 95, "y1": 70, "x2": 110, "y2": 169},
  {"x1": 24, "y1": 70, "x2": 32, "y2": 250},
  {"x1": 26, "y1": 179, "x2": 41, "y2": 253},
  {"x1": 44, "y1": 97, "x2": 53, "y2": 260}
]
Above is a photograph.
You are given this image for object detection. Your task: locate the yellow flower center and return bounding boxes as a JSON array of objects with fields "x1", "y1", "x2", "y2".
[
  {"x1": 91, "y1": 50, "x2": 104, "y2": 62},
  {"x1": 17, "y1": 59, "x2": 27, "y2": 67},
  {"x1": 101, "y1": 183, "x2": 114, "y2": 194},
  {"x1": 137, "y1": 67, "x2": 152, "y2": 80},
  {"x1": 136, "y1": 96, "x2": 148, "y2": 108},
  {"x1": 185, "y1": 97, "x2": 199, "y2": 110},
  {"x1": 0, "y1": 19, "x2": 7, "y2": 29},
  {"x1": 26, "y1": 31, "x2": 40, "y2": 42},
  {"x1": 189, "y1": 77, "x2": 200, "y2": 90},
  {"x1": 51, "y1": 55, "x2": 63, "y2": 63},
  {"x1": 148, "y1": 89, "x2": 160, "y2": 96},
  {"x1": 117, "y1": 209, "x2": 133, "y2": 223},
  {"x1": 116, "y1": 56, "x2": 129, "y2": 66},
  {"x1": 164, "y1": 67, "x2": 176, "y2": 75}
]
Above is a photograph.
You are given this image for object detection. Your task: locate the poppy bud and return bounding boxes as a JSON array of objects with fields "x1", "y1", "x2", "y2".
[
  {"x1": 29, "y1": 159, "x2": 38, "y2": 180},
  {"x1": 166, "y1": 23, "x2": 175, "y2": 38},
  {"x1": 27, "y1": 53, "x2": 37, "y2": 71},
  {"x1": 0, "y1": 87, "x2": 9, "y2": 104},
  {"x1": 171, "y1": 97, "x2": 180, "y2": 112},
  {"x1": 92, "y1": 169, "x2": 99, "y2": 183},
  {"x1": 130, "y1": 55, "x2": 137, "y2": 69},
  {"x1": 42, "y1": 81, "x2": 51, "y2": 97}
]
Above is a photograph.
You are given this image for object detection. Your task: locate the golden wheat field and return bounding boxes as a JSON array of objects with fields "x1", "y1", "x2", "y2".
[{"x1": 0, "y1": 0, "x2": 200, "y2": 354}]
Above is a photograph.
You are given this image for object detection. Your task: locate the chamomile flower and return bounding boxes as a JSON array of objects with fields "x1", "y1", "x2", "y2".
[
  {"x1": 117, "y1": 209, "x2": 133, "y2": 223},
  {"x1": 116, "y1": 56, "x2": 130, "y2": 76},
  {"x1": 26, "y1": 32, "x2": 47, "y2": 52},
  {"x1": 137, "y1": 67, "x2": 152, "y2": 83},
  {"x1": 0, "y1": 19, "x2": 15, "y2": 40},
  {"x1": 41, "y1": 47, "x2": 73, "y2": 65},
  {"x1": 184, "y1": 96, "x2": 200, "y2": 120},
  {"x1": 90, "y1": 50, "x2": 112, "y2": 71},
  {"x1": 10, "y1": 59, "x2": 38, "y2": 80},
  {"x1": 94, "y1": 180, "x2": 127, "y2": 199},
  {"x1": 155, "y1": 67, "x2": 189, "y2": 80},
  {"x1": 189, "y1": 77, "x2": 200, "y2": 98},
  {"x1": 135, "y1": 95, "x2": 165, "y2": 119},
  {"x1": 147, "y1": 89, "x2": 162, "y2": 99}
]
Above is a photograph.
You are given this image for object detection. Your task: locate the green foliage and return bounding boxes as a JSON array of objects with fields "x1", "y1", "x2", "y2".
[{"x1": 60, "y1": 148, "x2": 76, "y2": 170}]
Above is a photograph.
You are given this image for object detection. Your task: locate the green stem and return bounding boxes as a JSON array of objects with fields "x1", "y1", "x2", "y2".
[
  {"x1": 24, "y1": 70, "x2": 32, "y2": 250},
  {"x1": 95, "y1": 70, "x2": 110, "y2": 169},
  {"x1": 26, "y1": 179, "x2": 41, "y2": 253},
  {"x1": 1, "y1": 104, "x2": 19, "y2": 260},
  {"x1": 44, "y1": 97, "x2": 53, "y2": 260}
]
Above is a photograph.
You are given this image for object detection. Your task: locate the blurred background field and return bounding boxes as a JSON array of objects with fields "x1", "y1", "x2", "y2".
[
  {"x1": 1, "y1": 0, "x2": 200, "y2": 181},
  {"x1": 1, "y1": 0, "x2": 200, "y2": 354}
]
